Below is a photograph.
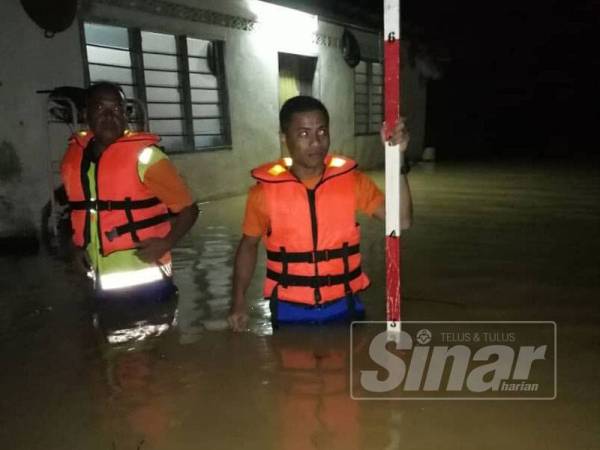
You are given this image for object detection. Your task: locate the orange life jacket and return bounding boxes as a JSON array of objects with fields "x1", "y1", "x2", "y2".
[
  {"x1": 61, "y1": 131, "x2": 171, "y2": 256},
  {"x1": 252, "y1": 155, "x2": 371, "y2": 305}
]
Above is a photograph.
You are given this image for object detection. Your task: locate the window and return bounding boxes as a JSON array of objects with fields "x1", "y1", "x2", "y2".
[
  {"x1": 83, "y1": 22, "x2": 230, "y2": 152},
  {"x1": 354, "y1": 60, "x2": 383, "y2": 135}
]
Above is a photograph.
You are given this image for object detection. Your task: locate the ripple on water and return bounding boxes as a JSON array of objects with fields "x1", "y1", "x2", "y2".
[{"x1": 175, "y1": 227, "x2": 238, "y2": 343}]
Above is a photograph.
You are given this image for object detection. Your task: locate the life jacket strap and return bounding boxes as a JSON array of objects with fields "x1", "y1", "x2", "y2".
[
  {"x1": 69, "y1": 197, "x2": 161, "y2": 211},
  {"x1": 104, "y1": 213, "x2": 171, "y2": 242},
  {"x1": 266, "y1": 244, "x2": 360, "y2": 264},
  {"x1": 266, "y1": 266, "x2": 363, "y2": 288},
  {"x1": 341, "y1": 242, "x2": 352, "y2": 290}
]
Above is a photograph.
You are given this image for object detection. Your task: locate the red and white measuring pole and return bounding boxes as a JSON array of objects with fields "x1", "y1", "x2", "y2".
[{"x1": 384, "y1": 0, "x2": 402, "y2": 338}]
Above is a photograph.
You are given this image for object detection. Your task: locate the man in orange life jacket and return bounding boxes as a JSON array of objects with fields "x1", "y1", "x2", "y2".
[
  {"x1": 229, "y1": 96, "x2": 411, "y2": 330},
  {"x1": 61, "y1": 82, "x2": 198, "y2": 332}
]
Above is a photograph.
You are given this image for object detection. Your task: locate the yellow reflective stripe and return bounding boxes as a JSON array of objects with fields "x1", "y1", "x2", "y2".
[
  {"x1": 268, "y1": 164, "x2": 287, "y2": 176},
  {"x1": 86, "y1": 163, "x2": 100, "y2": 271},
  {"x1": 137, "y1": 145, "x2": 168, "y2": 181},
  {"x1": 328, "y1": 157, "x2": 347, "y2": 168},
  {"x1": 98, "y1": 263, "x2": 172, "y2": 290},
  {"x1": 138, "y1": 147, "x2": 154, "y2": 164}
]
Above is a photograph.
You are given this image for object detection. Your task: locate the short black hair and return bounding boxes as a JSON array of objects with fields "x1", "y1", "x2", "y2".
[
  {"x1": 279, "y1": 96, "x2": 329, "y2": 133},
  {"x1": 86, "y1": 81, "x2": 126, "y2": 105}
]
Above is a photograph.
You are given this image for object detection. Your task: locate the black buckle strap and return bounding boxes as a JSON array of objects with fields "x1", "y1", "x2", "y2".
[
  {"x1": 266, "y1": 266, "x2": 363, "y2": 288},
  {"x1": 105, "y1": 213, "x2": 170, "y2": 242},
  {"x1": 280, "y1": 247, "x2": 289, "y2": 288},
  {"x1": 266, "y1": 244, "x2": 360, "y2": 264},
  {"x1": 269, "y1": 286, "x2": 280, "y2": 330},
  {"x1": 69, "y1": 197, "x2": 161, "y2": 211},
  {"x1": 341, "y1": 242, "x2": 353, "y2": 295},
  {"x1": 69, "y1": 200, "x2": 95, "y2": 210},
  {"x1": 123, "y1": 197, "x2": 139, "y2": 242}
]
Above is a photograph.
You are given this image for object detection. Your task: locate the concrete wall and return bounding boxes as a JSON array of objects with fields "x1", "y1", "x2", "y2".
[
  {"x1": 83, "y1": 0, "x2": 283, "y2": 200},
  {"x1": 0, "y1": 0, "x2": 426, "y2": 233},
  {"x1": 0, "y1": 1, "x2": 85, "y2": 234}
]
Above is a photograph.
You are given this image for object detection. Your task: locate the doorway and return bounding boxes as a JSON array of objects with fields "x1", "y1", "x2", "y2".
[{"x1": 278, "y1": 53, "x2": 318, "y2": 155}]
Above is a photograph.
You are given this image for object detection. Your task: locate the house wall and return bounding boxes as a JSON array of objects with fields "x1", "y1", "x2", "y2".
[
  {"x1": 0, "y1": 0, "x2": 85, "y2": 235},
  {"x1": 0, "y1": 0, "x2": 426, "y2": 234}
]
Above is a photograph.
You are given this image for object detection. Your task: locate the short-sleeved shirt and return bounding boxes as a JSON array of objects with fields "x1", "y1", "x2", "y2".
[
  {"x1": 242, "y1": 170, "x2": 383, "y2": 237},
  {"x1": 86, "y1": 145, "x2": 194, "y2": 275}
]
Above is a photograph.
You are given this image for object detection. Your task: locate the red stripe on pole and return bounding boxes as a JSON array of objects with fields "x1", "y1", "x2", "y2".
[
  {"x1": 384, "y1": 38, "x2": 400, "y2": 138},
  {"x1": 386, "y1": 235, "x2": 401, "y2": 322},
  {"x1": 384, "y1": 30, "x2": 401, "y2": 323}
]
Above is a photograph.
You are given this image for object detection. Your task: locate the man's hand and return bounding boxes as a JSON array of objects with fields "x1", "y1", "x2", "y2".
[
  {"x1": 229, "y1": 234, "x2": 260, "y2": 332},
  {"x1": 134, "y1": 204, "x2": 199, "y2": 263},
  {"x1": 228, "y1": 302, "x2": 249, "y2": 332},
  {"x1": 380, "y1": 117, "x2": 410, "y2": 153},
  {"x1": 135, "y1": 237, "x2": 172, "y2": 263},
  {"x1": 374, "y1": 116, "x2": 413, "y2": 229}
]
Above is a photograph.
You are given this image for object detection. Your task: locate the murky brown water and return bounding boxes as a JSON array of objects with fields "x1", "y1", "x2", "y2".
[{"x1": 1, "y1": 161, "x2": 599, "y2": 449}]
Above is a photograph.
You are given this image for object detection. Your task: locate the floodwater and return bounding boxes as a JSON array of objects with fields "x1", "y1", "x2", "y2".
[{"x1": 1, "y1": 160, "x2": 599, "y2": 450}]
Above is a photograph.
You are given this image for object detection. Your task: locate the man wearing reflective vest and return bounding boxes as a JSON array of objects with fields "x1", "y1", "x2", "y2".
[
  {"x1": 61, "y1": 82, "x2": 198, "y2": 315},
  {"x1": 229, "y1": 96, "x2": 411, "y2": 330}
]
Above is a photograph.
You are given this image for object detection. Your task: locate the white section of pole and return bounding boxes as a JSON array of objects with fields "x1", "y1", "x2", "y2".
[
  {"x1": 385, "y1": 142, "x2": 401, "y2": 237},
  {"x1": 384, "y1": 0, "x2": 400, "y2": 37}
]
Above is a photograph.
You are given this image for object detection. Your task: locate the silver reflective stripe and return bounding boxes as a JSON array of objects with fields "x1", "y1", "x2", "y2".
[{"x1": 98, "y1": 262, "x2": 172, "y2": 290}]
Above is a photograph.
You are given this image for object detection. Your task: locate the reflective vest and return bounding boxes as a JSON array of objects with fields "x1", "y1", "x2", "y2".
[
  {"x1": 252, "y1": 155, "x2": 371, "y2": 305},
  {"x1": 96, "y1": 263, "x2": 173, "y2": 291},
  {"x1": 61, "y1": 131, "x2": 171, "y2": 257}
]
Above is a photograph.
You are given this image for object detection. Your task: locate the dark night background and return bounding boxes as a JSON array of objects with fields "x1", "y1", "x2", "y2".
[
  {"x1": 407, "y1": 0, "x2": 599, "y2": 160},
  {"x1": 269, "y1": 0, "x2": 599, "y2": 160}
]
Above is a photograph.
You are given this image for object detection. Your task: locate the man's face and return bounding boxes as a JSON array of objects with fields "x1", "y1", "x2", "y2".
[
  {"x1": 281, "y1": 110, "x2": 330, "y2": 172},
  {"x1": 86, "y1": 87, "x2": 127, "y2": 146}
]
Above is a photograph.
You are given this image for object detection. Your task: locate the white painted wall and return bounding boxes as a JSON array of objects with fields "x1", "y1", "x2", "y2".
[
  {"x1": 0, "y1": 0, "x2": 426, "y2": 234},
  {"x1": 0, "y1": 0, "x2": 85, "y2": 234}
]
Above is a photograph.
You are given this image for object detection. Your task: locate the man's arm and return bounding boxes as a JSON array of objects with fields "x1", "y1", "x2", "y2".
[
  {"x1": 228, "y1": 234, "x2": 261, "y2": 332},
  {"x1": 136, "y1": 203, "x2": 199, "y2": 262},
  {"x1": 135, "y1": 155, "x2": 199, "y2": 262}
]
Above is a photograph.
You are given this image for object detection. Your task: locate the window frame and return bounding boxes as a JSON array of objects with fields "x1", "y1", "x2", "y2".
[
  {"x1": 354, "y1": 58, "x2": 384, "y2": 136},
  {"x1": 80, "y1": 20, "x2": 231, "y2": 154}
]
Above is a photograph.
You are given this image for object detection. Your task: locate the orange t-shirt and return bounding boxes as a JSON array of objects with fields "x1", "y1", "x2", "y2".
[
  {"x1": 242, "y1": 170, "x2": 384, "y2": 237},
  {"x1": 143, "y1": 159, "x2": 195, "y2": 213}
]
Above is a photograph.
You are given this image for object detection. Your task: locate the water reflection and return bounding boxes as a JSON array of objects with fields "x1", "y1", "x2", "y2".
[
  {"x1": 250, "y1": 300, "x2": 274, "y2": 336},
  {"x1": 176, "y1": 225, "x2": 236, "y2": 342},
  {"x1": 267, "y1": 327, "x2": 361, "y2": 450},
  {"x1": 101, "y1": 347, "x2": 175, "y2": 449},
  {"x1": 3, "y1": 164, "x2": 600, "y2": 449},
  {"x1": 104, "y1": 322, "x2": 171, "y2": 345}
]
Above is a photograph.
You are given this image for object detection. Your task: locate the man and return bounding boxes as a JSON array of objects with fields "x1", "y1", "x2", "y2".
[
  {"x1": 61, "y1": 82, "x2": 198, "y2": 337},
  {"x1": 229, "y1": 96, "x2": 411, "y2": 331}
]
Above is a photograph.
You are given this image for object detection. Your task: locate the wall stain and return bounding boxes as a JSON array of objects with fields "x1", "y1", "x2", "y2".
[{"x1": 0, "y1": 140, "x2": 22, "y2": 182}]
